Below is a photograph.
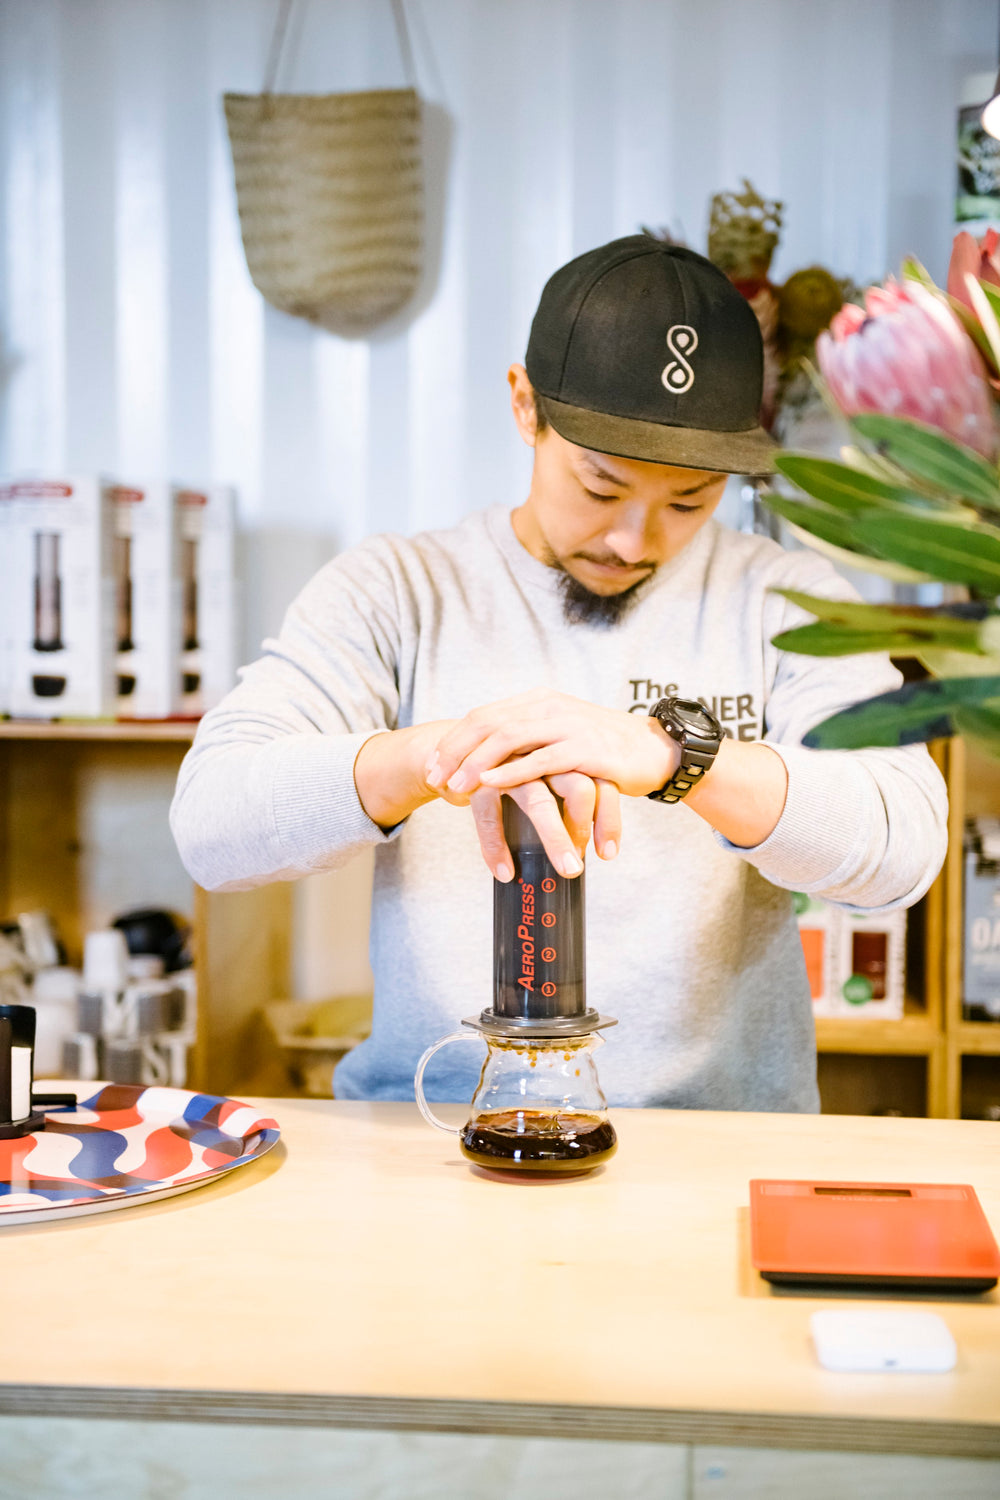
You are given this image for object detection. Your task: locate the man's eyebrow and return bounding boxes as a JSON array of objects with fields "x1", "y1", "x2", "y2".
[
  {"x1": 578, "y1": 456, "x2": 634, "y2": 489},
  {"x1": 673, "y1": 474, "x2": 726, "y2": 497},
  {"x1": 578, "y1": 459, "x2": 725, "y2": 498}
]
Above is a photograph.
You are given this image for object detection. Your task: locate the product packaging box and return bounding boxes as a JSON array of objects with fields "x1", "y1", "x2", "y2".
[
  {"x1": 793, "y1": 891, "x2": 840, "y2": 1010},
  {"x1": 963, "y1": 818, "x2": 1000, "y2": 1021},
  {"x1": 172, "y1": 484, "x2": 237, "y2": 717},
  {"x1": 0, "y1": 493, "x2": 11, "y2": 715},
  {"x1": 831, "y1": 907, "x2": 906, "y2": 1018},
  {"x1": 111, "y1": 482, "x2": 181, "y2": 719},
  {"x1": 0, "y1": 477, "x2": 117, "y2": 719},
  {"x1": 796, "y1": 893, "x2": 906, "y2": 1019}
]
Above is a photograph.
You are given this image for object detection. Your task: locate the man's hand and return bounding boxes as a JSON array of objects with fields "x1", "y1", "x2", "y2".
[
  {"x1": 467, "y1": 772, "x2": 621, "y2": 881},
  {"x1": 425, "y1": 688, "x2": 678, "y2": 800},
  {"x1": 424, "y1": 688, "x2": 789, "y2": 850},
  {"x1": 353, "y1": 714, "x2": 622, "y2": 881}
]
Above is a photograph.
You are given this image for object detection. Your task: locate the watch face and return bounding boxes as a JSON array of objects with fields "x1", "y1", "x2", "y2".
[{"x1": 673, "y1": 698, "x2": 716, "y2": 734}]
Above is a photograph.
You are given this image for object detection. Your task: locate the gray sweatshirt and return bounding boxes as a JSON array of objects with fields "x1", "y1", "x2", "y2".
[{"x1": 170, "y1": 507, "x2": 948, "y2": 1111}]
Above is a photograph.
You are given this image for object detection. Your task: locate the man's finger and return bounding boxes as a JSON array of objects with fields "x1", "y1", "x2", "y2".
[
  {"x1": 437, "y1": 716, "x2": 580, "y2": 793},
  {"x1": 508, "y1": 782, "x2": 584, "y2": 878},
  {"x1": 468, "y1": 786, "x2": 514, "y2": 881},
  {"x1": 426, "y1": 720, "x2": 494, "y2": 789},
  {"x1": 427, "y1": 694, "x2": 553, "y2": 784},
  {"x1": 547, "y1": 772, "x2": 596, "y2": 854},
  {"x1": 593, "y1": 778, "x2": 622, "y2": 860},
  {"x1": 478, "y1": 744, "x2": 579, "y2": 787}
]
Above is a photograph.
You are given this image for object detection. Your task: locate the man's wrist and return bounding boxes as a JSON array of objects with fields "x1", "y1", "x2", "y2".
[
  {"x1": 644, "y1": 715, "x2": 680, "y2": 795},
  {"x1": 354, "y1": 723, "x2": 449, "y2": 830}
]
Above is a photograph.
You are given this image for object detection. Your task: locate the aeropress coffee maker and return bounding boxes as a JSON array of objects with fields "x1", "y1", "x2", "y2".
[{"x1": 415, "y1": 796, "x2": 617, "y2": 1172}]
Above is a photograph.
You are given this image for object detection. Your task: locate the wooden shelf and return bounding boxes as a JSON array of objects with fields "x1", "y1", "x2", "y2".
[
  {"x1": 957, "y1": 1023, "x2": 1000, "y2": 1056},
  {"x1": 0, "y1": 723, "x2": 292, "y2": 1095},
  {"x1": 815, "y1": 1014, "x2": 938, "y2": 1055},
  {"x1": 0, "y1": 718, "x2": 196, "y2": 742}
]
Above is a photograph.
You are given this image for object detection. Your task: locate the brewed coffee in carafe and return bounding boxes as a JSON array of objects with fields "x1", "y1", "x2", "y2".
[{"x1": 415, "y1": 795, "x2": 617, "y2": 1173}]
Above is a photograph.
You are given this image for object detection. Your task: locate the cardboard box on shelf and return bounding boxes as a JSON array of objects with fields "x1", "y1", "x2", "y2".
[
  {"x1": 0, "y1": 477, "x2": 117, "y2": 719},
  {"x1": 796, "y1": 892, "x2": 906, "y2": 1020},
  {"x1": 111, "y1": 482, "x2": 181, "y2": 720},
  {"x1": 793, "y1": 891, "x2": 840, "y2": 1011},
  {"x1": 0, "y1": 493, "x2": 11, "y2": 715},
  {"x1": 172, "y1": 484, "x2": 237, "y2": 717},
  {"x1": 963, "y1": 818, "x2": 1000, "y2": 1022},
  {"x1": 830, "y1": 907, "x2": 907, "y2": 1019}
]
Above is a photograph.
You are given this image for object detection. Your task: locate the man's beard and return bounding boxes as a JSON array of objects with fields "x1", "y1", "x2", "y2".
[{"x1": 554, "y1": 564, "x2": 654, "y2": 627}]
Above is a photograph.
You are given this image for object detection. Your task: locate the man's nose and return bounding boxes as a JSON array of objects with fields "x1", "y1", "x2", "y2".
[{"x1": 604, "y1": 503, "x2": 658, "y2": 564}]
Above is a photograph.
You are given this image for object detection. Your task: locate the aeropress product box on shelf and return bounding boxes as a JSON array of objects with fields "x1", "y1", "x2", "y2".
[
  {"x1": 963, "y1": 817, "x2": 1000, "y2": 1021},
  {"x1": 0, "y1": 492, "x2": 11, "y2": 714},
  {"x1": 172, "y1": 484, "x2": 237, "y2": 717},
  {"x1": 0, "y1": 477, "x2": 117, "y2": 719},
  {"x1": 110, "y1": 481, "x2": 180, "y2": 719}
]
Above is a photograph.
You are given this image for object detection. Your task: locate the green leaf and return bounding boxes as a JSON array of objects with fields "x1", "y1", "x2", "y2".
[
  {"x1": 773, "y1": 454, "x2": 914, "y2": 512},
  {"x1": 853, "y1": 511, "x2": 1000, "y2": 593},
  {"x1": 953, "y1": 704, "x2": 1000, "y2": 756},
  {"x1": 802, "y1": 675, "x2": 1000, "y2": 749},
  {"x1": 901, "y1": 256, "x2": 937, "y2": 290},
  {"x1": 770, "y1": 591, "x2": 987, "y2": 657},
  {"x1": 773, "y1": 622, "x2": 974, "y2": 656},
  {"x1": 979, "y1": 279, "x2": 1000, "y2": 328},
  {"x1": 965, "y1": 276, "x2": 1000, "y2": 373},
  {"x1": 773, "y1": 589, "x2": 986, "y2": 638},
  {"x1": 918, "y1": 647, "x2": 1000, "y2": 678},
  {"x1": 947, "y1": 292, "x2": 1000, "y2": 375},
  {"x1": 761, "y1": 495, "x2": 865, "y2": 553},
  {"x1": 779, "y1": 521, "x2": 934, "y2": 583},
  {"x1": 851, "y1": 415, "x2": 1000, "y2": 509},
  {"x1": 838, "y1": 443, "x2": 930, "y2": 492}
]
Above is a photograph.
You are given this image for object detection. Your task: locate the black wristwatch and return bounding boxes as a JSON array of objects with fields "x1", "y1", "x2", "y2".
[{"x1": 647, "y1": 696, "x2": 724, "y2": 804}]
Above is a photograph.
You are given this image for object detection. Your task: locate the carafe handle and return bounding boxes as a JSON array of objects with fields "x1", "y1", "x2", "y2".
[{"x1": 414, "y1": 1031, "x2": 483, "y2": 1134}]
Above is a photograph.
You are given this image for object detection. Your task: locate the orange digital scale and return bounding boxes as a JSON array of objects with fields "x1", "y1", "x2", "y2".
[{"x1": 750, "y1": 1180, "x2": 1000, "y2": 1293}]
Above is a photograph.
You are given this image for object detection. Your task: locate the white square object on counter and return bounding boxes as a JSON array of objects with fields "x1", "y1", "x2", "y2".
[{"x1": 810, "y1": 1309, "x2": 956, "y2": 1372}]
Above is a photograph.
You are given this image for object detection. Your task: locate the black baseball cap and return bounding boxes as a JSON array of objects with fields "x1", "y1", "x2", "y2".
[{"x1": 525, "y1": 235, "x2": 776, "y2": 475}]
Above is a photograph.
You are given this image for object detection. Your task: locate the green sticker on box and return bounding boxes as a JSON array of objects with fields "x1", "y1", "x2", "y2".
[{"x1": 842, "y1": 974, "x2": 873, "y2": 1005}]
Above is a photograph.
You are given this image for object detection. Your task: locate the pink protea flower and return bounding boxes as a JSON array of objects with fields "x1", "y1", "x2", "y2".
[
  {"x1": 947, "y1": 228, "x2": 1000, "y2": 311},
  {"x1": 816, "y1": 277, "x2": 998, "y2": 460}
]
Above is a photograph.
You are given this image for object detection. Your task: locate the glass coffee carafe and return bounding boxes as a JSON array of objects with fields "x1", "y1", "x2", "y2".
[{"x1": 414, "y1": 797, "x2": 617, "y2": 1174}]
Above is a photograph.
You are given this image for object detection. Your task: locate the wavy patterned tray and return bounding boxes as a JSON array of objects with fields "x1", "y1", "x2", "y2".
[{"x1": 0, "y1": 1084, "x2": 280, "y2": 1224}]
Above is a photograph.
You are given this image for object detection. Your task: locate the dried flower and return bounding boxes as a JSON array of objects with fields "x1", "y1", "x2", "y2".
[
  {"x1": 816, "y1": 277, "x2": 997, "y2": 460},
  {"x1": 778, "y1": 266, "x2": 844, "y2": 343},
  {"x1": 947, "y1": 228, "x2": 1000, "y2": 312}
]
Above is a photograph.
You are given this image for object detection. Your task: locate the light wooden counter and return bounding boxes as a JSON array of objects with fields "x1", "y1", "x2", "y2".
[{"x1": 0, "y1": 1103, "x2": 998, "y2": 1461}]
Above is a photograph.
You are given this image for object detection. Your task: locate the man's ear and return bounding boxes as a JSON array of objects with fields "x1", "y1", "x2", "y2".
[{"x1": 508, "y1": 363, "x2": 539, "y2": 446}]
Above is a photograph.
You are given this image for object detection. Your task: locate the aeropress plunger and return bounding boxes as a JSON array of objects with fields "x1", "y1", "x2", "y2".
[{"x1": 414, "y1": 796, "x2": 617, "y2": 1172}]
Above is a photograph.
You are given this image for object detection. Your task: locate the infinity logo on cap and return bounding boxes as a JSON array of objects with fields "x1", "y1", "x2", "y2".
[{"x1": 662, "y1": 325, "x2": 698, "y2": 395}]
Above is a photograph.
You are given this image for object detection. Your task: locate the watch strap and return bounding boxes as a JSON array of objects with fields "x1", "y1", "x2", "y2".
[{"x1": 647, "y1": 696, "x2": 723, "y2": 804}]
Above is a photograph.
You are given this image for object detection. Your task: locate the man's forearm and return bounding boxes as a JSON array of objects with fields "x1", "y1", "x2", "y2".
[
  {"x1": 354, "y1": 722, "x2": 455, "y2": 830},
  {"x1": 684, "y1": 737, "x2": 788, "y2": 848}
]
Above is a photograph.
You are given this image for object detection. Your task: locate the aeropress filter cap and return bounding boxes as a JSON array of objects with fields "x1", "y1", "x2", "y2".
[{"x1": 465, "y1": 797, "x2": 616, "y2": 1039}]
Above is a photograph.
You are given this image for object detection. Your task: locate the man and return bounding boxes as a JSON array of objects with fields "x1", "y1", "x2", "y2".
[{"x1": 170, "y1": 237, "x2": 947, "y2": 1111}]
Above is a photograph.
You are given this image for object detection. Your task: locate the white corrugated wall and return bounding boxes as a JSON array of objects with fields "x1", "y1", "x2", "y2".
[{"x1": 1, "y1": 0, "x2": 996, "y2": 652}]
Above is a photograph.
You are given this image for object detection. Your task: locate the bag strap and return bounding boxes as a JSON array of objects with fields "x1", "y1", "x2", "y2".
[
  {"x1": 262, "y1": 0, "x2": 417, "y2": 96},
  {"x1": 263, "y1": 0, "x2": 295, "y2": 97}
]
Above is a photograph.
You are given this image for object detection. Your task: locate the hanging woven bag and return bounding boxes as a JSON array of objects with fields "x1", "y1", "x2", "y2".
[{"x1": 223, "y1": 0, "x2": 424, "y2": 338}]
